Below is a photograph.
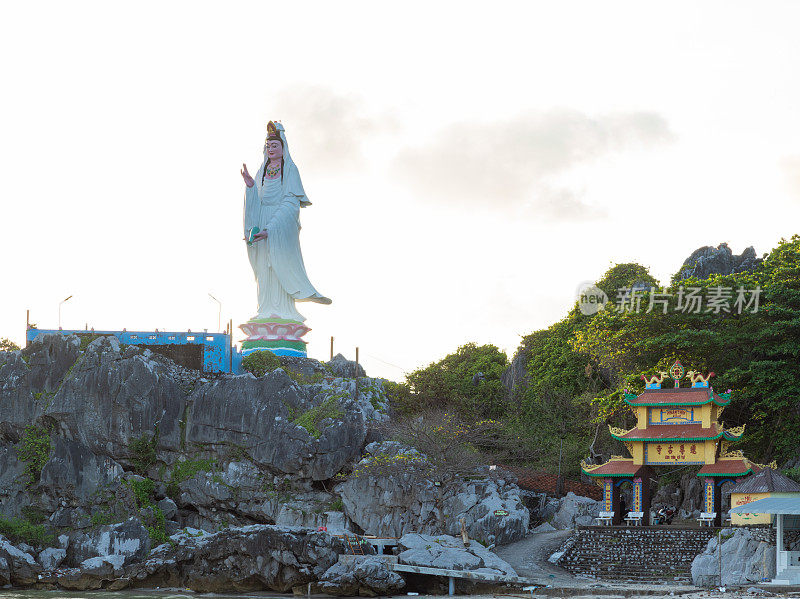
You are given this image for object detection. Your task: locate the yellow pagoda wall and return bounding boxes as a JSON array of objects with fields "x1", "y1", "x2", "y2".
[
  {"x1": 628, "y1": 400, "x2": 723, "y2": 466},
  {"x1": 731, "y1": 492, "x2": 772, "y2": 525},
  {"x1": 631, "y1": 442, "x2": 644, "y2": 465},
  {"x1": 704, "y1": 440, "x2": 717, "y2": 464},
  {"x1": 636, "y1": 407, "x2": 646, "y2": 429},
  {"x1": 701, "y1": 403, "x2": 712, "y2": 428}
]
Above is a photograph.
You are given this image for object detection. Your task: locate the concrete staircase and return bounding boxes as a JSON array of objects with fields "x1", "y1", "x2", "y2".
[{"x1": 557, "y1": 526, "x2": 717, "y2": 583}]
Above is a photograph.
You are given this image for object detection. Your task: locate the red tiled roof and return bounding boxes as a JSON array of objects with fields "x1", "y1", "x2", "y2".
[
  {"x1": 499, "y1": 465, "x2": 602, "y2": 500},
  {"x1": 625, "y1": 387, "x2": 729, "y2": 407},
  {"x1": 613, "y1": 423, "x2": 723, "y2": 441},
  {"x1": 698, "y1": 459, "x2": 756, "y2": 477},
  {"x1": 582, "y1": 459, "x2": 647, "y2": 478}
]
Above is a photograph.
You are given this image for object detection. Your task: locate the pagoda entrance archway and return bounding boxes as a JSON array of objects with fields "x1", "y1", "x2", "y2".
[
  {"x1": 583, "y1": 362, "x2": 761, "y2": 527},
  {"x1": 703, "y1": 476, "x2": 741, "y2": 526},
  {"x1": 600, "y1": 467, "x2": 653, "y2": 525}
]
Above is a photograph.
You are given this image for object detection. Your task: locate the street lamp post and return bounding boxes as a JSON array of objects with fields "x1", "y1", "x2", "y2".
[
  {"x1": 58, "y1": 295, "x2": 73, "y2": 329},
  {"x1": 208, "y1": 294, "x2": 222, "y2": 333}
]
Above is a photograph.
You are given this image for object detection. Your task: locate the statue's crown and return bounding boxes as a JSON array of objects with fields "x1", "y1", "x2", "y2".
[{"x1": 265, "y1": 121, "x2": 281, "y2": 144}]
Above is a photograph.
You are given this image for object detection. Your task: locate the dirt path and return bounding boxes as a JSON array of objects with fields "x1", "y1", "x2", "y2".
[{"x1": 494, "y1": 529, "x2": 576, "y2": 583}]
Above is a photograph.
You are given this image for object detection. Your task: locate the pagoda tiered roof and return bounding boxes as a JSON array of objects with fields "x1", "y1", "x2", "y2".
[
  {"x1": 698, "y1": 458, "x2": 761, "y2": 477},
  {"x1": 624, "y1": 387, "x2": 731, "y2": 407},
  {"x1": 609, "y1": 422, "x2": 745, "y2": 443},
  {"x1": 581, "y1": 457, "x2": 646, "y2": 478}
]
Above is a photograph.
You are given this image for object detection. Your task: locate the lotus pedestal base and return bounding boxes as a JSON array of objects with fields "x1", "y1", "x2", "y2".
[{"x1": 239, "y1": 319, "x2": 310, "y2": 358}]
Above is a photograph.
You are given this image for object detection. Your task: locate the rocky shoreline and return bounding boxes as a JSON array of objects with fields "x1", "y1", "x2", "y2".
[{"x1": 0, "y1": 334, "x2": 529, "y2": 594}]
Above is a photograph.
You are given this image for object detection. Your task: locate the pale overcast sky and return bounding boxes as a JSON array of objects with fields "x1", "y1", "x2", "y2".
[{"x1": 2, "y1": 1, "x2": 800, "y2": 380}]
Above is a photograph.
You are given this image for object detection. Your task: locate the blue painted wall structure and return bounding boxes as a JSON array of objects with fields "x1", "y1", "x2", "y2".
[{"x1": 26, "y1": 328, "x2": 241, "y2": 374}]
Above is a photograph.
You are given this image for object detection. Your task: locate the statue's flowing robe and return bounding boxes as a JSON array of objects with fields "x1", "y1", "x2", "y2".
[{"x1": 243, "y1": 159, "x2": 330, "y2": 322}]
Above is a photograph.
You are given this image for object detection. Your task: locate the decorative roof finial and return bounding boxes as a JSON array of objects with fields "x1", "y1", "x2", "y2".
[
  {"x1": 687, "y1": 370, "x2": 715, "y2": 388},
  {"x1": 669, "y1": 360, "x2": 685, "y2": 388}
]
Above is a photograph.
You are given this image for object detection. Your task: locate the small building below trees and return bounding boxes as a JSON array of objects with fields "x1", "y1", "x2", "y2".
[{"x1": 581, "y1": 360, "x2": 771, "y2": 526}]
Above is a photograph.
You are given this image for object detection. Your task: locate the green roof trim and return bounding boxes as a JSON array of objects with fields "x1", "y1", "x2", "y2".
[
  {"x1": 582, "y1": 469, "x2": 636, "y2": 478},
  {"x1": 624, "y1": 387, "x2": 732, "y2": 408},
  {"x1": 610, "y1": 427, "x2": 742, "y2": 442},
  {"x1": 625, "y1": 400, "x2": 710, "y2": 407},
  {"x1": 624, "y1": 397, "x2": 731, "y2": 408},
  {"x1": 700, "y1": 468, "x2": 752, "y2": 478},
  {"x1": 610, "y1": 431, "x2": 725, "y2": 442}
]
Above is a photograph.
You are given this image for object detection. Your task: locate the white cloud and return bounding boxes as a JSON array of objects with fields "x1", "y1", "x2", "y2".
[
  {"x1": 271, "y1": 85, "x2": 396, "y2": 170},
  {"x1": 391, "y1": 109, "x2": 673, "y2": 221},
  {"x1": 782, "y1": 156, "x2": 800, "y2": 200}
]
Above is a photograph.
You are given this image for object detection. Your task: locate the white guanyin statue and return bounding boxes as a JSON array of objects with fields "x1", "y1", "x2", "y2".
[{"x1": 239, "y1": 121, "x2": 330, "y2": 356}]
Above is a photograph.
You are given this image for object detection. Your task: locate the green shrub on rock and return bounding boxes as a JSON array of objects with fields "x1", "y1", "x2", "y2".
[
  {"x1": 292, "y1": 395, "x2": 345, "y2": 439},
  {"x1": 16, "y1": 425, "x2": 51, "y2": 485},
  {"x1": 242, "y1": 350, "x2": 281, "y2": 377},
  {"x1": 129, "y1": 432, "x2": 158, "y2": 475},
  {"x1": 0, "y1": 515, "x2": 55, "y2": 547}
]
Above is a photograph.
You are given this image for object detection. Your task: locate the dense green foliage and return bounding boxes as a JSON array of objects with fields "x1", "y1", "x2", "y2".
[
  {"x1": 171, "y1": 458, "x2": 217, "y2": 484},
  {"x1": 16, "y1": 425, "x2": 52, "y2": 485},
  {"x1": 570, "y1": 237, "x2": 800, "y2": 464},
  {"x1": 0, "y1": 515, "x2": 54, "y2": 547},
  {"x1": 242, "y1": 350, "x2": 281, "y2": 376},
  {"x1": 129, "y1": 432, "x2": 158, "y2": 474},
  {"x1": 404, "y1": 343, "x2": 509, "y2": 419},
  {"x1": 392, "y1": 237, "x2": 800, "y2": 474},
  {"x1": 0, "y1": 337, "x2": 20, "y2": 352},
  {"x1": 125, "y1": 477, "x2": 172, "y2": 546}
]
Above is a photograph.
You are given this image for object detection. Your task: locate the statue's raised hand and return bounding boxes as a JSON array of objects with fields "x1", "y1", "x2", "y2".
[{"x1": 241, "y1": 163, "x2": 254, "y2": 188}]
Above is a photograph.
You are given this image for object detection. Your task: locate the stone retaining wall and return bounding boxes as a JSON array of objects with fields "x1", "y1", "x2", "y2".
[{"x1": 557, "y1": 526, "x2": 718, "y2": 582}]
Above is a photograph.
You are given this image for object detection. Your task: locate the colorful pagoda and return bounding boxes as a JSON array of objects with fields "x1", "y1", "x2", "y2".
[{"x1": 582, "y1": 360, "x2": 763, "y2": 525}]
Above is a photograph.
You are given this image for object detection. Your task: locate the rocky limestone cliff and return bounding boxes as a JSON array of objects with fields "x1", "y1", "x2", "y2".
[{"x1": 0, "y1": 333, "x2": 531, "y2": 591}]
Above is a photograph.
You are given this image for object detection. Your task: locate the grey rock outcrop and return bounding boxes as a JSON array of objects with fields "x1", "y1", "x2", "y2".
[
  {"x1": 279, "y1": 355, "x2": 328, "y2": 379},
  {"x1": 691, "y1": 528, "x2": 775, "y2": 586},
  {"x1": 501, "y1": 351, "x2": 529, "y2": 400},
  {"x1": 38, "y1": 547, "x2": 67, "y2": 570},
  {"x1": 549, "y1": 492, "x2": 604, "y2": 529},
  {"x1": 679, "y1": 472, "x2": 704, "y2": 519},
  {"x1": 67, "y1": 517, "x2": 151, "y2": 567},
  {"x1": 677, "y1": 243, "x2": 761, "y2": 281},
  {"x1": 0, "y1": 446, "x2": 26, "y2": 517},
  {"x1": 185, "y1": 370, "x2": 368, "y2": 481},
  {"x1": 397, "y1": 533, "x2": 517, "y2": 575},
  {"x1": 125, "y1": 524, "x2": 346, "y2": 593},
  {"x1": 651, "y1": 480, "x2": 681, "y2": 512},
  {"x1": 320, "y1": 556, "x2": 406, "y2": 596},
  {"x1": 44, "y1": 336, "x2": 186, "y2": 462},
  {"x1": 40, "y1": 437, "x2": 124, "y2": 503},
  {"x1": 338, "y1": 442, "x2": 529, "y2": 545},
  {"x1": 0, "y1": 334, "x2": 81, "y2": 441},
  {"x1": 0, "y1": 535, "x2": 42, "y2": 586},
  {"x1": 648, "y1": 472, "x2": 704, "y2": 521},
  {"x1": 327, "y1": 353, "x2": 366, "y2": 378}
]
